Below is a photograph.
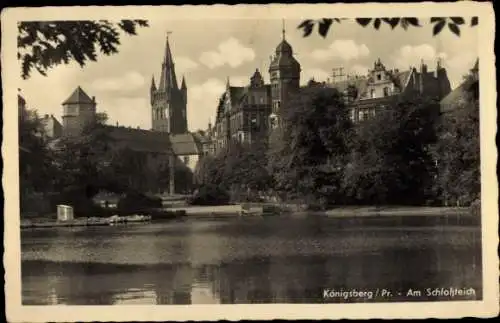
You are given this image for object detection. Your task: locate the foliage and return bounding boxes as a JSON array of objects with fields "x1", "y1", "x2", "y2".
[
  {"x1": 50, "y1": 113, "x2": 116, "y2": 200},
  {"x1": 195, "y1": 139, "x2": 272, "y2": 194},
  {"x1": 298, "y1": 16, "x2": 477, "y2": 38},
  {"x1": 433, "y1": 77, "x2": 480, "y2": 206},
  {"x1": 268, "y1": 86, "x2": 353, "y2": 207},
  {"x1": 343, "y1": 97, "x2": 440, "y2": 205},
  {"x1": 19, "y1": 109, "x2": 55, "y2": 194},
  {"x1": 18, "y1": 20, "x2": 149, "y2": 79},
  {"x1": 117, "y1": 192, "x2": 162, "y2": 214},
  {"x1": 189, "y1": 184, "x2": 230, "y2": 206}
]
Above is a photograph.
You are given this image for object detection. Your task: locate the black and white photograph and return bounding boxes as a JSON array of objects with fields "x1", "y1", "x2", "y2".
[{"x1": 2, "y1": 2, "x2": 498, "y2": 321}]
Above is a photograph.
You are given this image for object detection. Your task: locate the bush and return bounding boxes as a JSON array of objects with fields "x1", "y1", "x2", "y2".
[
  {"x1": 188, "y1": 184, "x2": 230, "y2": 206},
  {"x1": 117, "y1": 192, "x2": 162, "y2": 214}
]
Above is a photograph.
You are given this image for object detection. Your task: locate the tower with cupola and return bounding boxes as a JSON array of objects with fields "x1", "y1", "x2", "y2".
[{"x1": 268, "y1": 20, "x2": 301, "y2": 128}]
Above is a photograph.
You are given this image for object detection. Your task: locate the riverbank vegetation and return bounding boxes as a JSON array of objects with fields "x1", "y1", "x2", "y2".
[
  {"x1": 193, "y1": 71, "x2": 480, "y2": 211},
  {"x1": 20, "y1": 70, "x2": 480, "y2": 217}
]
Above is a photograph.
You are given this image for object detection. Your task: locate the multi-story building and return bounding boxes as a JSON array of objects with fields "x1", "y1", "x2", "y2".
[
  {"x1": 209, "y1": 27, "x2": 301, "y2": 153},
  {"x1": 327, "y1": 58, "x2": 452, "y2": 122}
]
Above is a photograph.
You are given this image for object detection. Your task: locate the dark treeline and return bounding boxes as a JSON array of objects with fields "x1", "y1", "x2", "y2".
[
  {"x1": 18, "y1": 111, "x2": 190, "y2": 217},
  {"x1": 19, "y1": 73, "x2": 480, "y2": 214},
  {"x1": 194, "y1": 74, "x2": 480, "y2": 209}
]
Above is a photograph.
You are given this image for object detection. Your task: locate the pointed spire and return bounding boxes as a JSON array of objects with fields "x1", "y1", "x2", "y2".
[
  {"x1": 226, "y1": 76, "x2": 231, "y2": 89},
  {"x1": 159, "y1": 31, "x2": 178, "y2": 90},
  {"x1": 282, "y1": 19, "x2": 286, "y2": 40},
  {"x1": 181, "y1": 75, "x2": 187, "y2": 89},
  {"x1": 164, "y1": 31, "x2": 174, "y2": 66},
  {"x1": 151, "y1": 75, "x2": 156, "y2": 90}
]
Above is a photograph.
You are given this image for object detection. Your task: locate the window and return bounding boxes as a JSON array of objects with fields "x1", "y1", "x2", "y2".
[
  {"x1": 383, "y1": 87, "x2": 389, "y2": 97},
  {"x1": 359, "y1": 109, "x2": 370, "y2": 121},
  {"x1": 377, "y1": 74, "x2": 381, "y2": 81},
  {"x1": 260, "y1": 97, "x2": 264, "y2": 104},
  {"x1": 370, "y1": 89, "x2": 375, "y2": 99},
  {"x1": 350, "y1": 109, "x2": 356, "y2": 121}
]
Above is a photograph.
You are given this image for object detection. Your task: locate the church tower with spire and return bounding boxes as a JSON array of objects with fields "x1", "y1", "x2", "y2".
[
  {"x1": 268, "y1": 20, "x2": 301, "y2": 128},
  {"x1": 151, "y1": 33, "x2": 188, "y2": 133}
]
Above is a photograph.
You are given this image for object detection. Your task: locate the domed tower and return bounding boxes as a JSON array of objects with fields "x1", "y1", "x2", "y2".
[{"x1": 268, "y1": 20, "x2": 301, "y2": 128}]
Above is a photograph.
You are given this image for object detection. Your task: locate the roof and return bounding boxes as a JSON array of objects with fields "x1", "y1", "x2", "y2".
[
  {"x1": 229, "y1": 87, "x2": 245, "y2": 106},
  {"x1": 440, "y1": 78, "x2": 476, "y2": 113},
  {"x1": 275, "y1": 39, "x2": 293, "y2": 55},
  {"x1": 327, "y1": 69, "x2": 412, "y2": 101},
  {"x1": 169, "y1": 133, "x2": 200, "y2": 155},
  {"x1": 106, "y1": 126, "x2": 171, "y2": 153},
  {"x1": 62, "y1": 86, "x2": 94, "y2": 105},
  {"x1": 193, "y1": 131, "x2": 210, "y2": 144}
]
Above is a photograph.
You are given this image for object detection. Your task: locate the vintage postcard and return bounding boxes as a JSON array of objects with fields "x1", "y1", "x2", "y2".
[{"x1": 2, "y1": 2, "x2": 498, "y2": 321}]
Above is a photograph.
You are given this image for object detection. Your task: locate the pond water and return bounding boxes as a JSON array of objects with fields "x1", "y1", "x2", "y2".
[{"x1": 21, "y1": 215, "x2": 482, "y2": 305}]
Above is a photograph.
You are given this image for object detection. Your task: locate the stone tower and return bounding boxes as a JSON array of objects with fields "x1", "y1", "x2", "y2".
[
  {"x1": 268, "y1": 20, "x2": 301, "y2": 128},
  {"x1": 150, "y1": 33, "x2": 188, "y2": 134},
  {"x1": 61, "y1": 86, "x2": 97, "y2": 136}
]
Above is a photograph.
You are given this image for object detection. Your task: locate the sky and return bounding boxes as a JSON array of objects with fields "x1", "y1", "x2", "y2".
[{"x1": 20, "y1": 17, "x2": 478, "y2": 132}]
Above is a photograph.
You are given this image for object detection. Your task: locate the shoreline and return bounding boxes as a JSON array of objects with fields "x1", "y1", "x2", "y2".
[{"x1": 21, "y1": 205, "x2": 477, "y2": 229}]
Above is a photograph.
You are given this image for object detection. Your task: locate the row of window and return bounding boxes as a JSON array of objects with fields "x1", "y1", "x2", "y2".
[
  {"x1": 153, "y1": 108, "x2": 168, "y2": 120},
  {"x1": 350, "y1": 108, "x2": 377, "y2": 122},
  {"x1": 369, "y1": 87, "x2": 391, "y2": 99}
]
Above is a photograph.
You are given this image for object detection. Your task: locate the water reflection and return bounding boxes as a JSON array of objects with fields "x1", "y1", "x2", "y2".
[{"x1": 21, "y1": 217, "x2": 482, "y2": 305}]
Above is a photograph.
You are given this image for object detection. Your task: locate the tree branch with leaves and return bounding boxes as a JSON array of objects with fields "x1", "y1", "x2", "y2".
[
  {"x1": 18, "y1": 20, "x2": 149, "y2": 79},
  {"x1": 298, "y1": 16, "x2": 478, "y2": 38}
]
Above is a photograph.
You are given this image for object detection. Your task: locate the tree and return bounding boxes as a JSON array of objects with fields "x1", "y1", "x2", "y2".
[
  {"x1": 343, "y1": 96, "x2": 440, "y2": 205},
  {"x1": 298, "y1": 17, "x2": 478, "y2": 39},
  {"x1": 18, "y1": 20, "x2": 149, "y2": 79},
  {"x1": 50, "y1": 112, "x2": 114, "y2": 197},
  {"x1": 434, "y1": 75, "x2": 480, "y2": 206},
  {"x1": 19, "y1": 108, "x2": 56, "y2": 194},
  {"x1": 268, "y1": 86, "x2": 353, "y2": 207}
]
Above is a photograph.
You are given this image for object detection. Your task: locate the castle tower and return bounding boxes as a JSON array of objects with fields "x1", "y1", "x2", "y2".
[
  {"x1": 268, "y1": 20, "x2": 301, "y2": 128},
  {"x1": 151, "y1": 33, "x2": 188, "y2": 133},
  {"x1": 61, "y1": 86, "x2": 96, "y2": 136}
]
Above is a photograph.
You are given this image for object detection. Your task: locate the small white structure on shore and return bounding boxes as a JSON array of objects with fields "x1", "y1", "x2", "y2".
[{"x1": 57, "y1": 205, "x2": 74, "y2": 221}]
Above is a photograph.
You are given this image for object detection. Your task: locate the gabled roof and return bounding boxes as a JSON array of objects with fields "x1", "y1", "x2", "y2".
[
  {"x1": 169, "y1": 133, "x2": 200, "y2": 155},
  {"x1": 62, "y1": 86, "x2": 94, "y2": 105},
  {"x1": 106, "y1": 126, "x2": 171, "y2": 153}
]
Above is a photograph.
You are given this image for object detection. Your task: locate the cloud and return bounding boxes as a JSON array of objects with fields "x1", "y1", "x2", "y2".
[
  {"x1": 393, "y1": 44, "x2": 448, "y2": 69},
  {"x1": 199, "y1": 37, "x2": 256, "y2": 69},
  {"x1": 89, "y1": 71, "x2": 145, "y2": 92},
  {"x1": 190, "y1": 78, "x2": 226, "y2": 103},
  {"x1": 101, "y1": 97, "x2": 150, "y2": 130},
  {"x1": 446, "y1": 51, "x2": 476, "y2": 70},
  {"x1": 175, "y1": 56, "x2": 199, "y2": 75},
  {"x1": 443, "y1": 51, "x2": 477, "y2": 88},
  {"x1": 311, "y1": 40, "x2": 370, "y2": 62}
]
